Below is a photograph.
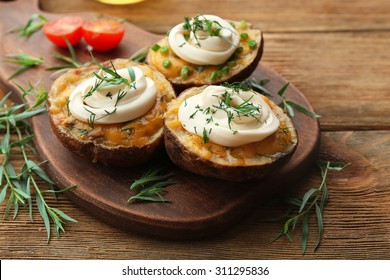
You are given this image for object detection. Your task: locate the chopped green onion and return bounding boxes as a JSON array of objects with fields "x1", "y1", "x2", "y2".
[
  {"x1": 248, "y1": 40, "x2": 257, "y2": 49},
  {"x1": 159, "y1": 46, "x2": 169, "y2": 54},
  {"x1": 216, "y1": 71, "x2": 222, "y2": 78},
  {"x1": 222, "y1": 66, "x2": 230, "y2": 74},
  {"x1": 210, "y1": 71, "x2": 217, "y2": 81},
  {"x1": 162, "y1": 59, "x2": 171, "y2": 68},
  {"x1": 151, "y1": 44, "x2": 160, "y2": 52},
  {"x1": 240, "y1": 33, "x2": 249, "y2": 40},
  {"x1": 240, "y1": 20, "x2": 247, "y2": 29},
  {"x1": 181, "y1": 66, "x2": 189, "y2": 79}
]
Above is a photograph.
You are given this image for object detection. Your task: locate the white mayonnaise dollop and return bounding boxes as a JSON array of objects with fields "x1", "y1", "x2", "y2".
[
  {"x1": 178, "y1": 85, "x2": 280, "y2": 147},
  {"x1": 69, "y1": 67, "x2": 157, "y2": 124},
  {"x1": 168, "y1": 15, "x2": 239, "y2": 65}
]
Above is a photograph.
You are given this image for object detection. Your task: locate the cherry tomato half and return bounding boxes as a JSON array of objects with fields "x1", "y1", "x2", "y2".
[
  {"x1": 82, "y1": 19, "x2": 125, "y2": 51},
  {"x1": 42, "y1": 16, "x2": 84, "y2": 47}
]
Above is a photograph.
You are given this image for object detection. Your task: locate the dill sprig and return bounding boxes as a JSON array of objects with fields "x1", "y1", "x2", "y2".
[
  {"x1": 0, "y1": 85, "x2": 77, "y2": 242},
  {"x1": 3, "y1": 54, "x2": 44, "y2": 80},
  {"x1": 7, "y1": 14, "x2": 48, "y2": 37},
  {"x1": 128, "y1": 166, "x2": 176, "y2": 203},
  {"x1": 268, "y1": 160, "x2": 350, "y2": 254},
  {"x1": 46, "y1": 37, "x2": 92, "y2": 77}
]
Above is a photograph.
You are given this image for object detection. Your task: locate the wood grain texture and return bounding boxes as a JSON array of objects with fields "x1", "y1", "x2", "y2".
[
  {"x1": 1, "y1": 130, "x2": 389, "y2": 259},
  {"x1": 1, "y1": 0, "x2": 390, "y2": 260},
  {"x1": 262, "y1": 31, "x2": 390, "y2": 131},
  {"x1": 39, "y1": 0, "x2": 390, "y2": 33}
]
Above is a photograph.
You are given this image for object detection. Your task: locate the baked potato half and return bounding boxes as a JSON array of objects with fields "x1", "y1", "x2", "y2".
[
  {"x1": 146, "y1": 15, "x2": 263, "y2": 92},
  {"x1": 47, "y1": 59, "x2": 175, "y2": 167},
  {"x1": 164, "y1": 85, "x2": 298, "y2": 181}
]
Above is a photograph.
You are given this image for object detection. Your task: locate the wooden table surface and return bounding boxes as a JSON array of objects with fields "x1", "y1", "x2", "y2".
[{"x1": 1, "y1": 0, "x2": 390, "y2": 259}]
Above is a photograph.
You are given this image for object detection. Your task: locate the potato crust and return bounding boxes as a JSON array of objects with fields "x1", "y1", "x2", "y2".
[
  {"x1": 164, "y1": 86, "x2": 298, "y2": 181},
  {"x1": 146, "y1": 21, "x2": 264, "y2": 92},
  {"x1": 47, "y1": 59, "x2": 175, "y2": 167}
]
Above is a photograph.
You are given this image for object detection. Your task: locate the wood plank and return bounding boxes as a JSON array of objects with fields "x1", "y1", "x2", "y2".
[
  {"x1": 262, "y1": 31, "x2": 390, "y2": 130},
  {"x1": 39, "y1": 0, "x2": 390, "y2": 33},
  {"x1": 1, "y1": 130, "x2": 389, "y2": 259}
]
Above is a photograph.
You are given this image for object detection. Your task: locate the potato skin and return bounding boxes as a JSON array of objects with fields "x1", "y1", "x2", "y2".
[
  {"x1": 48, "y1": 116, "x2": 163, "y2": 166},
  {"x1": 163, "y1": 86, "x2": 298, "y2": 182},
  {"x1": 47, "y1": 59, "x2": 175, "y2": 167},
  {"x1": 146, "y1": 21, "x2": 264, "y2": 93}
]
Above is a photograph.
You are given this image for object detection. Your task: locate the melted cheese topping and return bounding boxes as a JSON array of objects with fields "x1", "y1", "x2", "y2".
[
  {"x1": 168, "y1": 15, "x2": 240, "y2": 65},
  {"x1": 68, "y1": 67, "x2": 157, "y2": 124},
  {"x1": 178, "y1": 85, "x2": 280, "y2": 147}
]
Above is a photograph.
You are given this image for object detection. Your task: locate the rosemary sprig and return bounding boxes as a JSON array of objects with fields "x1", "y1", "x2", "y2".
[
  {"x1": 269, "y1": 160, "x2": 350, "y2": 254},
  {"x1": 46, "y1": 37, "x2": 92, "y2": 77},
  {"x1": 0, "y1": 84, "x2": 77, "y2": 242},
  {"x1": 7, "y1": 14, "x2": 48, "y2": 37},
  {"x1": 128, "y1": 166, "x2": 176, "y2": 203},
  {"x1": 3, "y1": 54, "x2": 44, "y2": 80}
]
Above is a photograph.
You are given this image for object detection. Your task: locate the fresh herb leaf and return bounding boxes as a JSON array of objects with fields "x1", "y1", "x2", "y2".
[
  {"x1": 46, "y1": 37, "x2": 92, "y2": 77},
  {"x1": 14, "y1": 80, "x2": 48, "y2": 109},
  {"x1": 202, "y1": 127, "x2": 210, "y2": 143},
  {"x1": 8, "y1": 14, "x2": 48, "y2": 37},
  {"x1": 268, "y1": 160, "x2": 349, "y2": 254},
  {"x1": 245, "y1": 78, "x2": 321, "y2": 118},
  {"x1": 3, "y1": 54, "x2": 44, "y2": 80},
  {"x1": 245, "y1": 77, "x2": 272, "y2": 97},
  {"x1": 84, "y1": 57, "x2": 136, "y2": 100},
  {"x1": 182, "y1": 14, "x2": 237, "y2": 47},
  {"x1": 130, "y1": 46, "x2": 149, "y2": 62},
  {"x1": 128, "y1": 166, "x2": 175, "y2": 203},
  {"x1": 210, "y1": 86, "x2": 262, "y2": 132},
  {"x1": 0, "y1": 83, "x2": 77, "y2": 241},
  {"x1": 276, "y1": 82, "x2": 321, "y2": 118}
]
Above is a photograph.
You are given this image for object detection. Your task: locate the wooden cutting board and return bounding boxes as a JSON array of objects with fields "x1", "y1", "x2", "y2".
[{"x1": 0, "y1": 0, "x2": 320, "y2": 239}]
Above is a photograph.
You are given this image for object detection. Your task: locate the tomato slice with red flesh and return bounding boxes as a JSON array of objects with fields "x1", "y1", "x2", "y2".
[
  {"x1": 82, "y1": 19, "x2": 125, "y2": 51},
  {"x1": 42, "y1": 16, "x2": 84, "y2": 47}
]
